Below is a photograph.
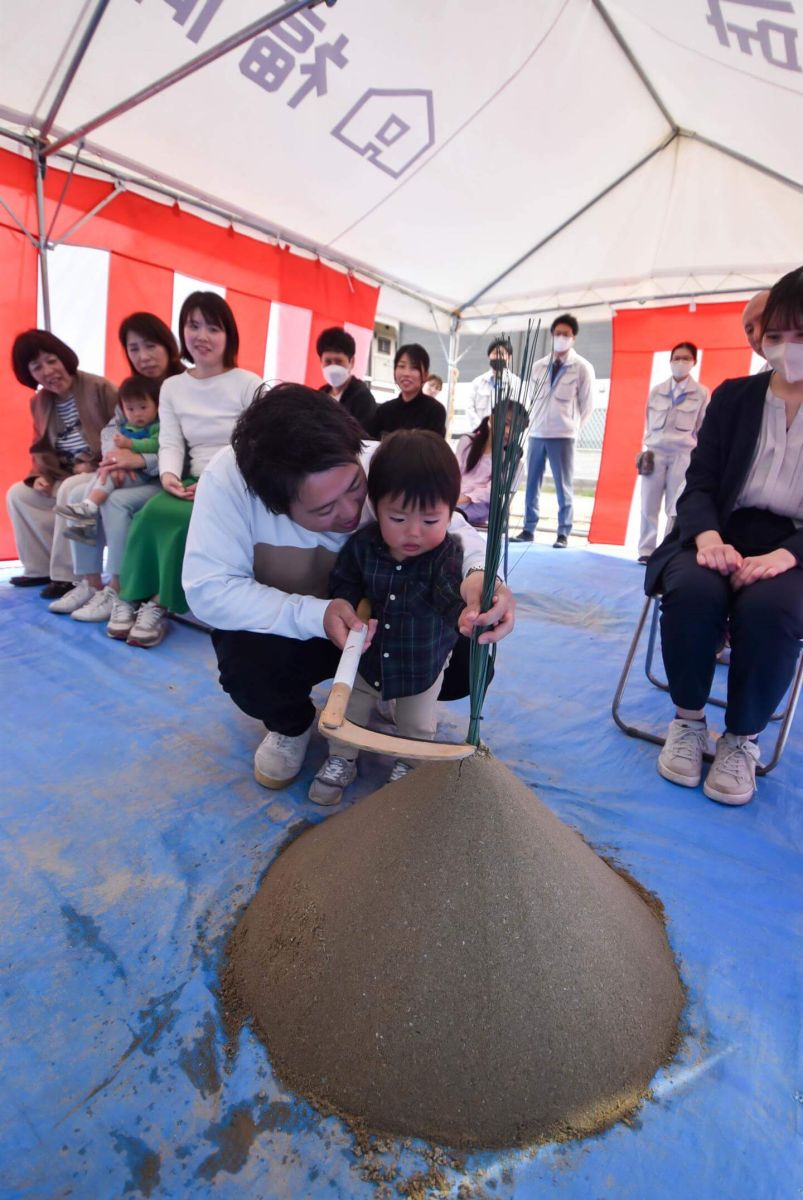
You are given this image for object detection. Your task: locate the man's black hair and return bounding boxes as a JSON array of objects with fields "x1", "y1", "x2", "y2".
[
  {"x1": 487, "y1": 337, "x2": 513, "y2": 358},
  {"x1": 316, "y1": 326, "x2": 356, "y2": 359},
  {"x1": 232, "y1": 382, "x2": 364, "y2": 514},
  {"x1": 551, "y1": 313, "x2": 579, "y2": 336},
  {"x1": 367, "y1": 429, "x2": 461, "y2": 513}
]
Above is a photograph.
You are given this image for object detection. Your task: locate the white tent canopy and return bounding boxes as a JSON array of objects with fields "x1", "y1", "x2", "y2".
[{"x1": 0, "y1": 0, "x2": 801, "y2": 326}]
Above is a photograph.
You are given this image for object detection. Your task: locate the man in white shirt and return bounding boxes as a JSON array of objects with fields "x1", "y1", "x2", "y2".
[
  {"x1": 466, "y1": 338, "x2": 524, "y2": 429},
  {"x1": 183, "y1": 385, "x2": 516, "y2": 792},
  {"x1": 513, "y1": 314, "x2": 595, "y2": 548}
]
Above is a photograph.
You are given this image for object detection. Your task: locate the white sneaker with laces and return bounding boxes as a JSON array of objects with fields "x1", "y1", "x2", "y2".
[
  {"x1": 48, "y1": 579, "x2": 96, "y2": 614},
  {"x1": 71, "y1": 585, "x2": 118, "y2": 622},
  {"x1": 308, "y1": 755, "x2": 357, "y2": 805},
  {"x1": 254, "y1": 721, "x2": 314, "y2": 789},
  {"x1": 388, "y1": 760, "x2": 413, "y2": 784},
  {"x1": 657, "y1": 718, "x2": 708, "y2": 787},
  {"x1": 55, "y1": 499, "x2": 98, "y2": 524},
  {"x1": 126, "y1": 600, "x2": 168, "y2": 648},
  {"x1": 703, "y1": 732, "x2": 760, "y2": 806},
  {"x1": 107, "y1": 596, "x2": 138, "y2": 640}
]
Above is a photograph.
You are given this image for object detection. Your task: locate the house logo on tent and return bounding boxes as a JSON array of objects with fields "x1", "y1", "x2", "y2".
[{"x1": 331, "y1": 88, "x2": 435, "y2": 178}]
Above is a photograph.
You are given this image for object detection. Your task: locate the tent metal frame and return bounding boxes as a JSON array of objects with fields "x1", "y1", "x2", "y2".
[{"x1": 0, "y1": 0, "x2": 798, "y2": 337}]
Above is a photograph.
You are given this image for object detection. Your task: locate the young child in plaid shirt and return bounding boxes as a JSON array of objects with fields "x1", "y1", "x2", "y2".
[{"x1": 309, "y1": 430, "x2": 466, "y2": 804}]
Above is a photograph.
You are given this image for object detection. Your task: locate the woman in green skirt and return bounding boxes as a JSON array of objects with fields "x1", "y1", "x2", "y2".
[{"x1": 118, "y1": 292, "x2": 262, "y2": 647}]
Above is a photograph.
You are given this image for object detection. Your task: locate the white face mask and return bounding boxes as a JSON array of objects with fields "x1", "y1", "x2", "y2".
[
  {"x1": 670, "y1": 360, "x2": 692, "y2": 380},
  {"x1": 323, "y1": 364, "x2": 350, "y2": 389},
  {"x1": 552, "y1": 334, "x2": 573, "y2": 354},
  {"x1": 763, "y1": 341, "x2": 803, "y2": 384}
]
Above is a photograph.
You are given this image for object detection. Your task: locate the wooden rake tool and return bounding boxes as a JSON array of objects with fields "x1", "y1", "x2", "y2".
[{"x1": 318, "y1": 601, "x2": 475, "y2": 762}]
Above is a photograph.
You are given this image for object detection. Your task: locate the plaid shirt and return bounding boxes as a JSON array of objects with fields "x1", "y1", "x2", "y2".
[{"x1": 330, "y1": 523, "x2": 464, "y2": 700}]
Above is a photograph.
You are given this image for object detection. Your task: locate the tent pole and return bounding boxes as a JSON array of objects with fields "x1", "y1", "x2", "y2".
[
  {"x1": 457, "y1": 133, "x2": 677, "y2": 313},
  {"x1": 446, "y1": 316, "x2": 461, "y2": 436},
  {"x1": 50, "y1": 181, "x2": 125, "y2": 247},
  {"x1": 39, "y1": 0, "x2": 112, "y2": 140},
  {"x1": 34, "y1": 145, "x2": 52, "y2": 331},
  {"x1": 44, "y1": 0, "x2": 331, "y2": 158},
  {"x1": 0, "y1": 194, "x2": 39, "y2": 248}
]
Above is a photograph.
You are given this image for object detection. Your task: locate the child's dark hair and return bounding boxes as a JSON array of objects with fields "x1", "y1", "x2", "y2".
[
  {"x1": 119, "y1": 375, "x2": 160, "y2": 410},
  {"x1": 368, "y1": 430, "x2": 461, "y2": 514}
]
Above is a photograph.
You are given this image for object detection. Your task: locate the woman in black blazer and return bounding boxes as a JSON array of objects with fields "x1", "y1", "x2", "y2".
[{"x1": 647, "y1": 266, "x2": 803, "y2": 807}]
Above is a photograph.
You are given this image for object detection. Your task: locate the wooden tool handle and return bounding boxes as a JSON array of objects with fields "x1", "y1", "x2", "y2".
[{"x1": 320, "y1": 600, "x2": 371, "y2": 731}]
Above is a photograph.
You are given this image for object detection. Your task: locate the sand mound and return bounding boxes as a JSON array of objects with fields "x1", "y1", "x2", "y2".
[{"x1": 225, "y1": 753, "x2": 683, "y2": 1148}]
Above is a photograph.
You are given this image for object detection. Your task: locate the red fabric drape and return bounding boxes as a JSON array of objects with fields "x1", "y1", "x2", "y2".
[
  {"x1": 589, "y1": 303, "x2": 753, "y2": 544},
  {"x1": 0, "y1": 148, "x2": 378, "y2": 560}
]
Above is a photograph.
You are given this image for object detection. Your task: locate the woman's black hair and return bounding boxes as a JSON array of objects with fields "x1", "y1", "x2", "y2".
[
  {"x1": 178, "y1": 292, "x2": 239, "y2": 368},
  {"x1": 11, "y1": 330, "x2": 78, "y2": 389},
  {"x1": 232, "y1": 382, "x2": 364, "y2": 514},
  {"x1": 463, "y1": 400, "x2": 529, "y2": 474},
  {"x1": 671, "y1": 341, "x2": 698, "y2": 361},
  {"x1": 761, "y1": 266, "x2": 803, "y2": 338},
  {"x1": 367, "y1": 429, "x2": 460, "y2": 514},
  {"x1": 394, "y1": 342, "x2": 430, "y2": 376},
  {"x1": 316, "y1": 326, "x2": 356, "y2": 359},
  {"x1": 119, "y1": 375, "x2": 161, "y2": 410},
  {"x1": 119, "y1": 312, "x2": 184, "y2": 378}
]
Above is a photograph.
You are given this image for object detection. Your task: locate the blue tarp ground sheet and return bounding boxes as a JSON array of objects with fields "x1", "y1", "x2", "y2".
[{"x1": 1, "y1": 548, "x2": 801, "y2": 1200}]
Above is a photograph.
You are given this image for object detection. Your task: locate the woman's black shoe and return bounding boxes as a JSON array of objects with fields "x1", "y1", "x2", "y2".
[
  {"x1": 10, "y1": 574, "x2": 50, "y2": 588},
  {"x1": 39, "y1": 580, "x2": 73, "y2": 599}
]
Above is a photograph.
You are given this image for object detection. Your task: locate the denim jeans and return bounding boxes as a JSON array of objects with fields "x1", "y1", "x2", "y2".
[{"x1": 523, "y1": 437, "x2": 575, "y2": 537}]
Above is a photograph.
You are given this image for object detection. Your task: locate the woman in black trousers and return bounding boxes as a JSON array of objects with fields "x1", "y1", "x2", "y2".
[{"x1": 645, "y1": 266, "x2": 803, "y2": 806}]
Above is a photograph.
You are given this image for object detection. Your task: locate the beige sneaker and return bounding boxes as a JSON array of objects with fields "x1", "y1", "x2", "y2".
[
  {"x1": 71, "y1": 585, "x2": 117, "y2": 622},
  {"x1": 657, "y1": 718, "x2": 708, "y2": 787},
  {"x1": 107, "y1": 596, "x2": 138, "y2": 640},
  {"x1": 703, "y1": 733, "x2": 759, "y2": 806},
  {"x1": 48, "y1": 579, "x2": 95, "y2": 614},
  {"x1": 126, "y1": 600, "x2": 168, "y2": 648},
  {"x1": 254, "y1": 722, "x2": 314, "y2": 789}
]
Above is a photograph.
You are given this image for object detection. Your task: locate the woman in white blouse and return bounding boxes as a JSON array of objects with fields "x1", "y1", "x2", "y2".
[{"x1": 644, "y1": 266, "x2": 803, "y2": 807}]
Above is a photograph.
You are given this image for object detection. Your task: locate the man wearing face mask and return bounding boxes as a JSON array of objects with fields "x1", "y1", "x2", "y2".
[
  {"x1": 514, "y1": 314, "x2": 595, "y2": 548},
  {"x1": 466, "y1": 338, "x2": 523, "y2": 430},
  {"x1": 637, "y1": 342, "x2": 710, "y2": 563},
  {"x1": 317, "y1": 327, "x2": 377, "y2": 439}
]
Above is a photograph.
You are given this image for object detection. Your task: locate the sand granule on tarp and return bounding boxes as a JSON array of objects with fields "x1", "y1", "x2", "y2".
[{"x1": 224, "y1": 753, "x2": 683, "y2": 1148}]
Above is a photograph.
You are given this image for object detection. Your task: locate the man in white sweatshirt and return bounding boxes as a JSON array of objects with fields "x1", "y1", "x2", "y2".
[
  {"x1": 183, "y1": 385, "x2": 516, "y2": 791},
  {"x1": 513, "y1": 314, "x2": 595, "y2": 548}
]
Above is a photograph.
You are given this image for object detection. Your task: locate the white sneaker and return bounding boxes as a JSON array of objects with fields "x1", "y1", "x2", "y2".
[
  {"x1": 657, "y1": 718, "x2": 709, "y2": 787},
  {"x1": 703, "y1": 733, "x2": 760, "y2": 806},
  {"x1": 48, "y1": 579, "x2": 95, "y2": 614},
  {"x1": 71, "y1": 585, "x2": 118, "y2": 622},
  {"x1": 55, "y1": 499, "x2": 98, "y2": 524},
  {"x1": 126, "y1": 600, "x2": 168, "y2": 648},
  {"x1": 308, "y1": 755, "x2": 357, "y2": 805},
  {"x1": 254, "y1": 722, "x2": 314, "y2": 789},
  {"x1": 388, "y1": 760, "x2": 413, "y2": 784},
  {"x1": 107, "y1": 596, "x2": 138, "y2": 640}
]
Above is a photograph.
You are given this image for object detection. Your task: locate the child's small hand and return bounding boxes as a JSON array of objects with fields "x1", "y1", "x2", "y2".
[
  {"x1": 113, "y1": 433, "x2": 132, "y2": 449},
  {"x1": 362, "y1": 618, "x2": 378, "y2": 652}
]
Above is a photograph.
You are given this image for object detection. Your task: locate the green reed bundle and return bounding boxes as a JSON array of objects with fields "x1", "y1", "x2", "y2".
[{"x1": 466, "y1": 321, "x2": 550, "y2": 746}]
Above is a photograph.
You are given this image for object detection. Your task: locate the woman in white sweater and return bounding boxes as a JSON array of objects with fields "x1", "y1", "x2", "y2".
[{"x1": 116, "y1": 293, "x2": 261, "y2": 648}]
